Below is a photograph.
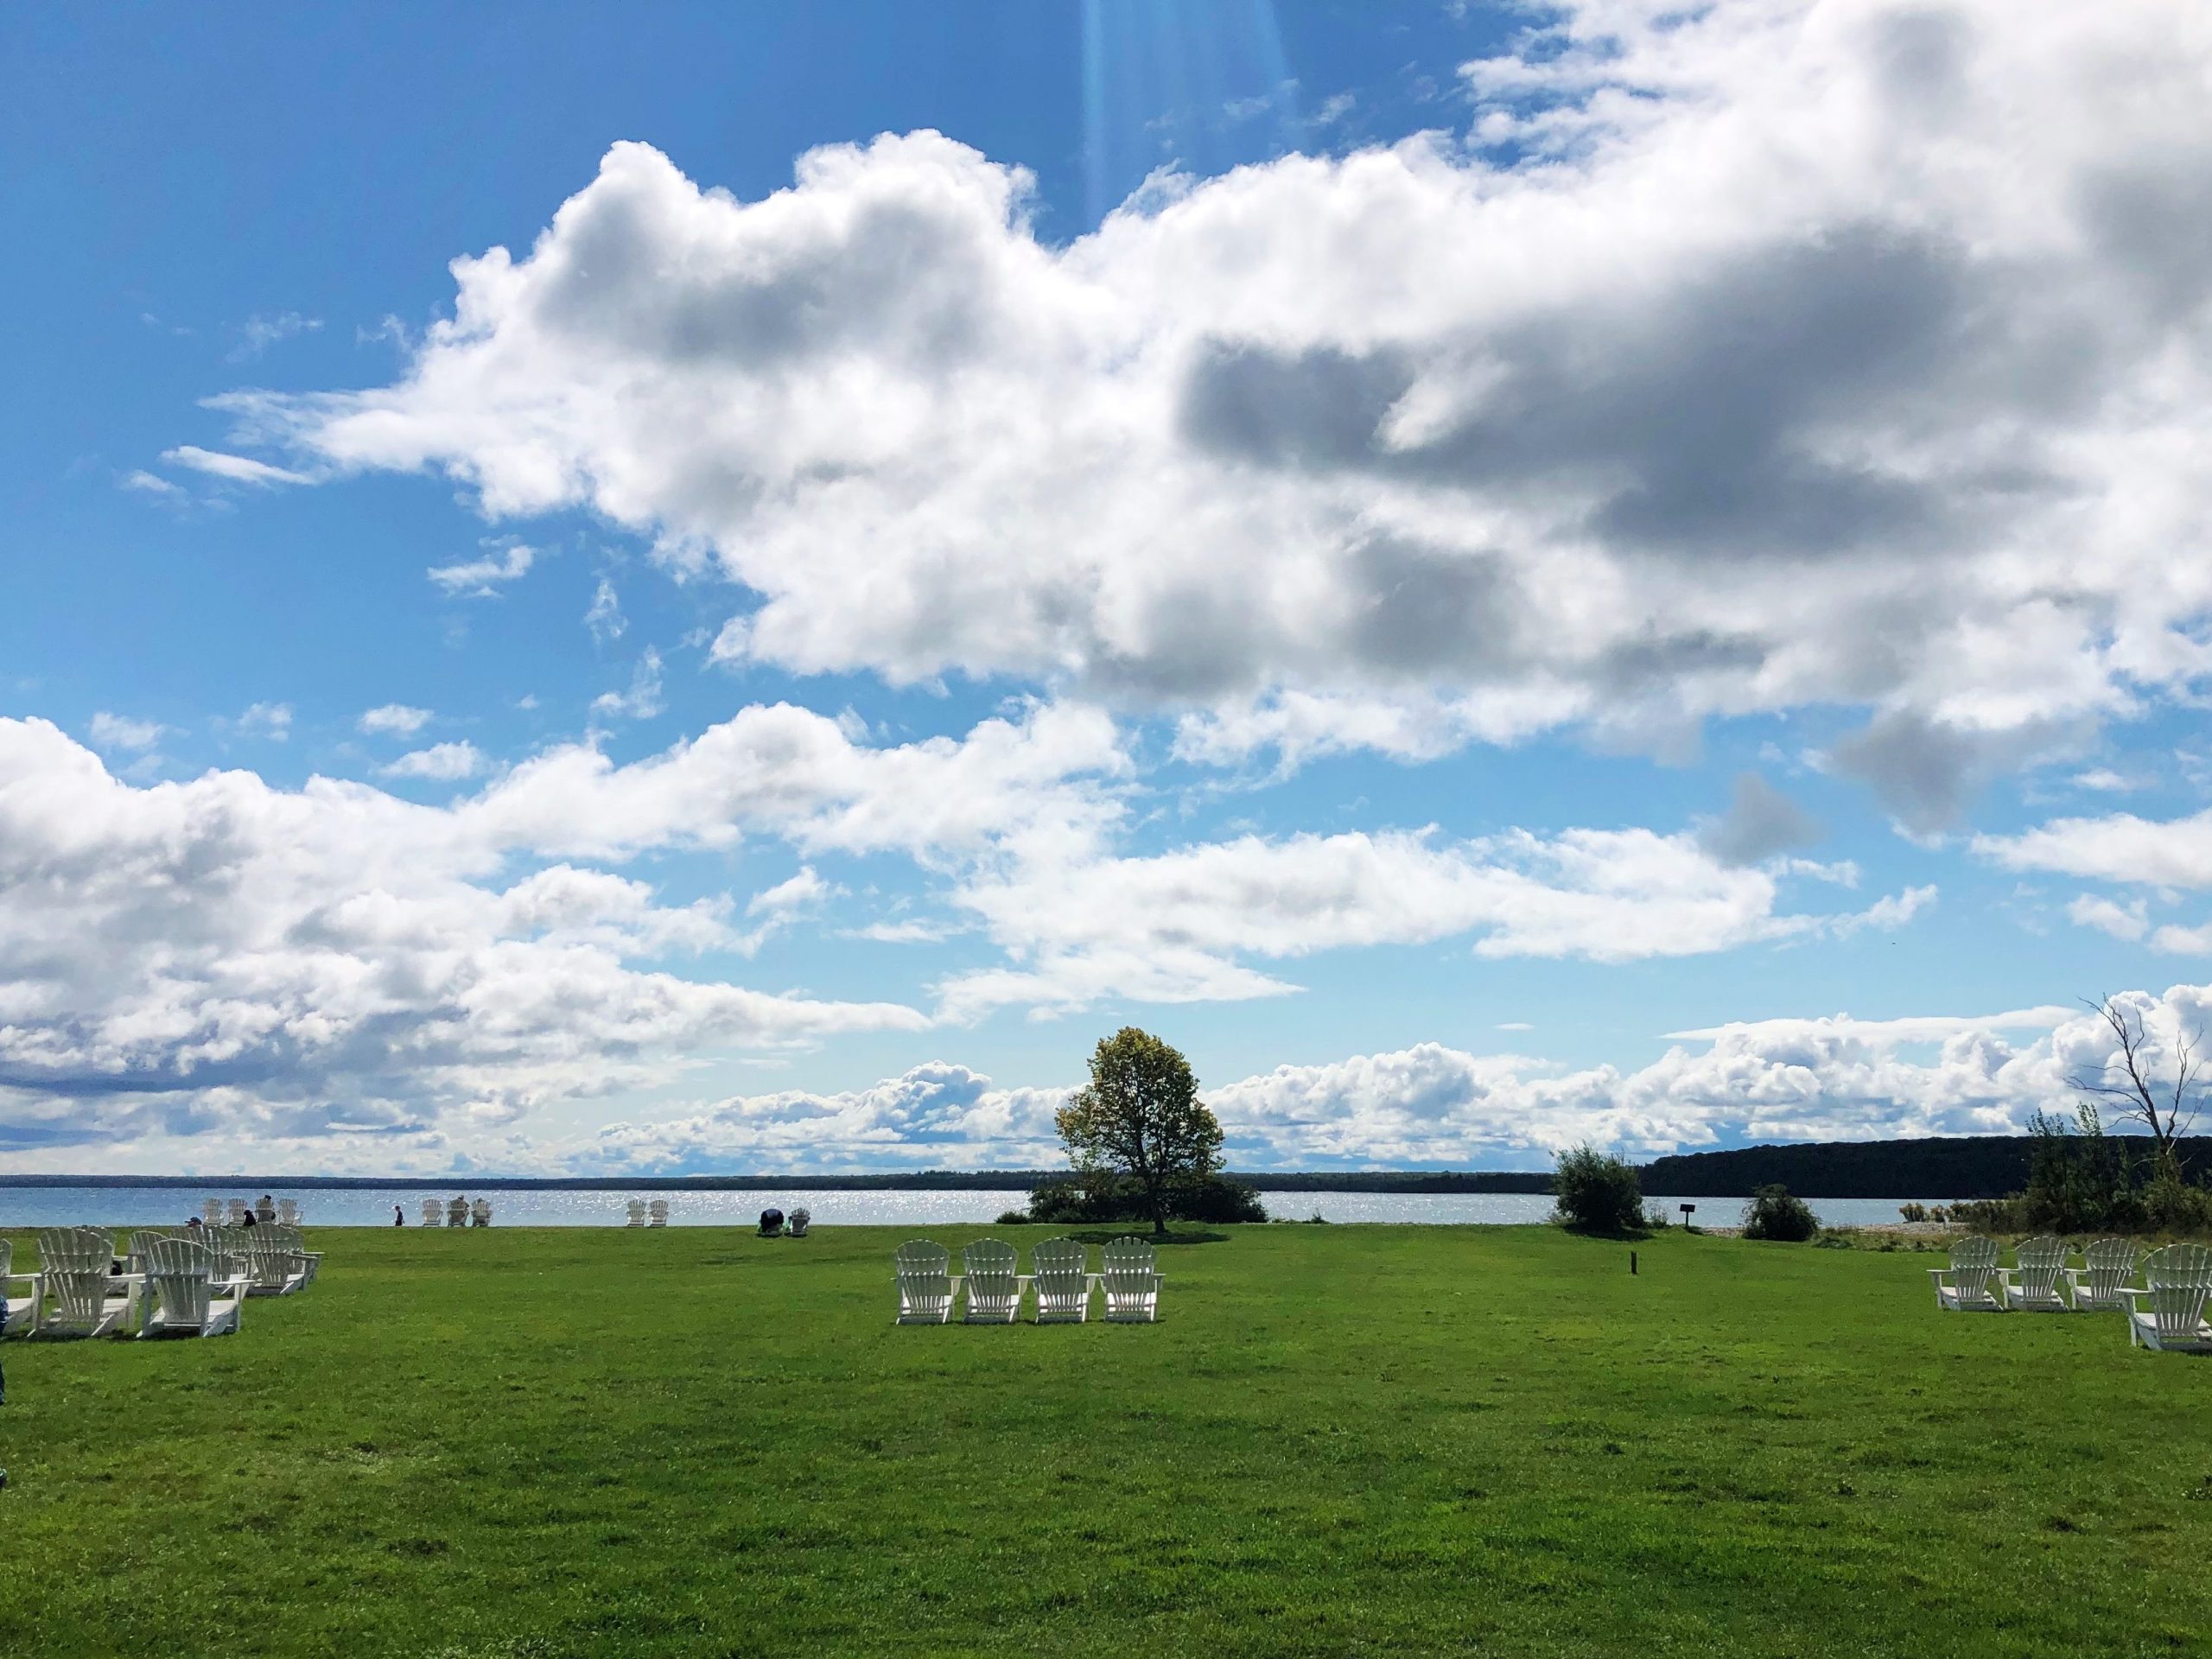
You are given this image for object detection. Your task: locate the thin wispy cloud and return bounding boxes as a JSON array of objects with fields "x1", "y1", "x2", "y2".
[
  {"x1": 226, "y1": 310, "x2": 322, "y2": 362},
  {"x1": 161, "y1": 445, "x2": 312, "y2": 487},
  {"x1": 427, "y1": 541, "x2": 537, "y2": 597}
]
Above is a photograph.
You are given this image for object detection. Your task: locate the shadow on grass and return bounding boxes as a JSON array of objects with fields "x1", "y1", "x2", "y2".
[{"x1": 1064, "y1": 1227, "x2": 1229, "y2": 1247}]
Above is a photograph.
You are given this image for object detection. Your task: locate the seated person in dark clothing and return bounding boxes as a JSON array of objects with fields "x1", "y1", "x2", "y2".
[{"x1": 758, "y1": 1208, "x2": 785, "y2": 1237}]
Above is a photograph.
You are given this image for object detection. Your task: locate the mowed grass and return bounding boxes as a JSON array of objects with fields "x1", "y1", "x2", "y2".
[{"x1": 3, "y1": 1224, "x2": 2209, "y2": 1657}]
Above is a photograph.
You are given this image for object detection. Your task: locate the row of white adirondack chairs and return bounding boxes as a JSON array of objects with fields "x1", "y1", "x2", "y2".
[
  {"x1": 894, "y1": 1237, "x2": 1163, "y2": 1325},
  {"x1": 419, "y1": 1197, "x2": 494, "y2": 1226},
  {"x1": 2, "y1": 1223, "x2": 321, "y2": 1340},
  {"x1": 201, "y1": 1198, "x2": 302, "y2": 1226},
  {"x1": 624, "y1": 1199, "x2": 671, "y2": 1226},
  {"x1": 1930, "y1": 1236, "x2": 2212, "y2": 1352}
]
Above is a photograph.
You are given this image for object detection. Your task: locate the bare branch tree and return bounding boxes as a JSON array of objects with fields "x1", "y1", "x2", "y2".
[{"x1": 2068, "y1": 995, "x2": 2204, "y2": 1169}]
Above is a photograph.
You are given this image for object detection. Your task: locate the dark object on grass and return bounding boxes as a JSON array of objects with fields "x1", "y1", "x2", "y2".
[
  {"x1": 759, "y1": 1208, "x2": 784, "y2": 1237},
  {"x1": 1552, "y1": 1143, "x2": 1645, "y2": 1235},
  {"x1": 1742, "y1": 1184, "x2": 1820, "y2": 1242}
]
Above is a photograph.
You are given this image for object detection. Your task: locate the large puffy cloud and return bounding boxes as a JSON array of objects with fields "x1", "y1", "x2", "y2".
[
  {"x1": 566, "y1": 990, "x2": 2209, "y2": 1173},
  {"x1": 940, "y1": 826, "x2": 1926, "y2": 1015},
  {"x1": 0, "y1": 705, "x2": 1135, "y2": 1162},
  {"x1": 589, "y1": 1063, "x2": 1069, "y2": 1173},
  {"x1": 207, "y1": 1, "x2": 2212, "y2": 803},
  {"x1": 1205, "y1": 999, "x2": 2141, "y2": 1166}
]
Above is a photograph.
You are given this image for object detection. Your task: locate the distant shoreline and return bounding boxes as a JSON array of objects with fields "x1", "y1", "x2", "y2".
[{"x1": 0, "y1": 1171, "x2": 1554, "y2": 1193}]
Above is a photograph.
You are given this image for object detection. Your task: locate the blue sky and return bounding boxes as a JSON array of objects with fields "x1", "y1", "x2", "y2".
[{"x1": 6, "y1": 2, "x2": 2212, "y2": 1176}]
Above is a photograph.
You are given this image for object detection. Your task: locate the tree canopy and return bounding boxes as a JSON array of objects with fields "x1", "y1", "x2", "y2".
[{"x1": 1055, "y1": 1027, "x2": 1225, "y2": 1236}]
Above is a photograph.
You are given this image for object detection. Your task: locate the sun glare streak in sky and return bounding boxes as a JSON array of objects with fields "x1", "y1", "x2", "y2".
[{"x1": 1081, "y1": 0, "x2": 1300, "y2": 225}]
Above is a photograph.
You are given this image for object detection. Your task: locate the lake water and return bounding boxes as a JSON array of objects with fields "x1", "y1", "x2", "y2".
[{"x1": 0, "y1": 1185, "x2": 1936, "y2": 1230}]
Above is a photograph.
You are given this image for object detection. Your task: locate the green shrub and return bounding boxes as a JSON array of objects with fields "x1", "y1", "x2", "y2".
[
  {"x1": 1741, "y1": 1185, "x2": 1819, "y2": 1242},
  {"x1": 1551, "y1": 1144, "x2": 1645, "y2": 1235},
  {"x1": 2143, "y1": 1160, "x2": 2212, "y2": 1234},
  {"x1": 1026, "y1": 1171, "x2": 1267, "y2": 1224},
  {"x1": 994, "y1": 1210, "x2": 1031, "y2": 1226}
]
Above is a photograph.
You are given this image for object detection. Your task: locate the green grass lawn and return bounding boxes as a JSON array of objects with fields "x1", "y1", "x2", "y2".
[{"x1": 3, "y1": 1223, "x2": 2208, "y2": 1657}]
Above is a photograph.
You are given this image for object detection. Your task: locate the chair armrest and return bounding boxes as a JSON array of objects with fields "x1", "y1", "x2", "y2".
[
  {"x1": 1926, "y1": 1267, "x2": 1948, "y2": 1284},
  {"x1": 2116, "y1": 1287, "x2": 2150, "y2": 1307}
]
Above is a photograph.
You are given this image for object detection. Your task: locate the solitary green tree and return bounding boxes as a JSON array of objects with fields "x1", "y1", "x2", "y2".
[{"x1": 1056, "y1": 1027, "x2": 1224, "y2": 1236}]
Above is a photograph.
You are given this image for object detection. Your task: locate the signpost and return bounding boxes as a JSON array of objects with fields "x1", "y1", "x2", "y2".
[{"x1": 1679, "y1": 1203, "x2": 1697, "y2": 1232}]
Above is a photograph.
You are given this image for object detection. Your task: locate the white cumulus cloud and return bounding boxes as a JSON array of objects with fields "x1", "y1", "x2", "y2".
[
  {"x1": 202, "y1": 2, "x2": 2212, "y2": 818},
  {"x1": 380, "y1": 741, "x2": 485, "y2": 781},
  {"x1": 359, "y1": 703, "x2": 434, "y2": 737}
]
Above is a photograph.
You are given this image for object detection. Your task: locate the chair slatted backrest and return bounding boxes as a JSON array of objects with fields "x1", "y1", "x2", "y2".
[
  {"x1": 276, "y1": 1199, "x2": 299, "y2": 1224},
  {"x1": 647, "y1": 1199, "x2": 670, "y2": 1226},
  {"x1": 227, "y1": 1200, "x2": 248, "y2": 1225},
  {"x1": 1102, "y1": 1236, "x2": 1160, "y2": 1317},
  {"x1": 205, "y1": 1198, "x2": 225, "y2": 1225},
  {"x1": 894, "y1": 1240, "x2": 954, "y2": 1322},
  {"x1": 1033, "y1": 1237, "x2": 1090, "y2": 1319},
  {"x1": 202, "y1": 1226, "x2": 245, "y2": 1281},
  {"x1": 2143, "y1": 1243, "x2": 2212, "y2": 1344},
  {"x1": 245, "y1": 1226, "x2": 289, "y2": 1290},
  {"x1": 148, "y1": 1236, "x2": 215, "y2": 1327},
  {"x1": 1949, "y1": 1235, "x2": 1999, "y2": 1303},
  {"x1": 129, "y1": 1230, "x2": 174, "y2": 1272},
  {"x1": 447, "y1": 1198, "x2": 469, "y2": 1227},
  {"x1": 423, "y1": 1198, "x2": 444, "y2": 1226},
  {"x1": 36, "y1": 1227, "x2": 83, "y2": 1271},
  {"x1": 963, "y1": 1238, "x2": 1020, "y2": 1319},
  {"x1": 2080, "y1": 1238, "x2": 2139, "y2": 1308},
  {"x1": 626, "y1": 1199, "x2": 648, "y2": 1226},
  {"x1": 2012, "y1": 1235, "x2": 2069, "y2": 1305}
]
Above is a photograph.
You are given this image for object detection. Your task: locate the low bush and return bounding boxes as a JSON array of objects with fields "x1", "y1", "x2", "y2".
[
  {"x1": 1551, "y1": 1144, "x2": 1645, "y2": 1235},
  {"x1": 1026, "y1": 1172, "x2": 1267, "y2": 1225},
  {"x1": 994, "y1": 1210, "x2": 1031, "y2": 1227},
  {"x1": 1741, "y1": 1184, "x2": 1820, "y2": 1242}
]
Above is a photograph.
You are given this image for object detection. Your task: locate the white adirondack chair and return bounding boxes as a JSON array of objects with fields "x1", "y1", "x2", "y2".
[
  {"x1": 226, "y1": 1199, "x2": 249, "y2": 1226},
  {"x1": 1101, "y1": 1236, "x2": 1162, "y2": 1323},
  {"x1": 422, "y1": 1198, "x2": 444, "y2": 1226},
  {"x1": 626, "y1": 1199, "x2": 648, "y2": 1227},
  {"x1": 141, "y1": 1237, "x2": 246, "y2": 1338},
  {"x1": 272, "y1": 1224, "x2": 321, "y2": 1286},
  {"x1": 446, "y1": 1196, "x2": 469, "y2": 1228},
  {"x1": 470, "y1": 1198, "x2": 492, "y2": 1227},
  {"x1": 963, "y1": 1239, "x2": 1022, "y2": 1323},
  {"x1": 1928, "y1": 1236, "x2": 2005, "y2": 1311},
  {"x1": 647, "y1": 1198, "x2": 670, "y2": 1227},
  {"x1": 2001, "y1": 1235, "x2": 2074, "y2": 1311},
  {"x1": 276, "y1": 1198, "x2": 300, "y2": 1225},
  {"x1": 894, "y1": 1241, "x2": 955, "y2": 1325},
  {"x1": 2067, "y1": 1238, "x2": 2140, "y2": 1313},
  {"x1": 242, "y1": 1226, "x2": 308, "y2": 1296},
  {"x1": 1033, "y1": 1237, "x2": 1092, "y2": 1323},
  {"x1": 2, "y1": 1240, "x2": 41, "y2": 1336},
  {"x1": 787, "y1": 1208, "x2": 810, "y2": 1237},
  {"x1": 204, "y1": 1197, "x2": 225, "y2": 1225},
  {"x1": 127, "y1": 1230, "x2": 174, "y2": 1273},
  {"x1": 198, "y1": 1226, "x2": 242, "y2": 1285},
  {"x1": 2121, "y1": 1243, "x2": 2212, "y2": 1354},
  {"x1": 253, "y1": 1198, "x2": 276, "y2": 1225},
  {"x1": 34, "y1": 1265, "x2": 130, "y2": 1338}
]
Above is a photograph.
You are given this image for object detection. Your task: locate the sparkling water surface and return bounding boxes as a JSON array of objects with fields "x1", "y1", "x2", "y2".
[{"x1": 0, "y1": 1186, "x2": 1938, "y2": 1229}]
